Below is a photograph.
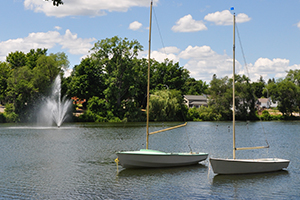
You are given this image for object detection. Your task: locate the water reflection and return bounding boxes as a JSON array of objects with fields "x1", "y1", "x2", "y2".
[
  {"x1": 211, "y1": 170, "x2": 289, "y2": 185},
  {"x1": 117, "y1": 164, "x2": 207, "y2": 177}
]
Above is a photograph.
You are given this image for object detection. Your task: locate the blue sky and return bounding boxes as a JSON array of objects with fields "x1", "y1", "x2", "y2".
[{"x1": 1, "y1": 0, "x2": 300, "y2": 83}]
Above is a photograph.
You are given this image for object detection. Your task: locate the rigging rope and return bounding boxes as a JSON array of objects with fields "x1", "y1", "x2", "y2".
[
  {"x1": 152, "y1": 7, "x2": 167, "y2": 55},
  {"x1": 235, "y1": 23, "x2": 269, "y2": 148}
]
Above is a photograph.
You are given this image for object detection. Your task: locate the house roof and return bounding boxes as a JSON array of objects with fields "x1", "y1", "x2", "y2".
[
  {"x1": 184, "y1": 95, "x2": 207, "y2": 101},
  {"x1": 258, "y1": 98, "x2": 269, "y2": 103}
]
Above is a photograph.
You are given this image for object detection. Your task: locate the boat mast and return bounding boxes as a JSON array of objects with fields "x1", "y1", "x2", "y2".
[
  {"x1": 232, "y1": 12, "x2": 236, "y2": 159},
  {"x1": 146, "y1": 0, "x2": 153, "y2": 149}
]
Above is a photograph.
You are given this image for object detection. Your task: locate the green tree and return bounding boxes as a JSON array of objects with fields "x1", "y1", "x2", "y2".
[
  {"x1": 149, "y1": 89, "x2": 186, "y2": 121},
  {"x1": 251, "y1": 77, "x2": 265, "y2": 98},
  {"x1": 235, "y1": 75, "x2": 257, "y2": 120},
  {"x1": 90, "y1": 36, "x2": 143, "y2": 118},
  {"x1": 50, "y1": 52, "x2": 70, "y2": 71},
  {"x1": 6, "y1": 51, "x2": 27, "y2": 69},
  {"x1": 35, "y1": 55, "x2": 61, "y2": 83},
  {"x1": 269, "y1": 79, "x2": 298, "y2": 116},
  {"x1": 183, "y1": 77, "x2": 208, "y2": 95},
  {"x1": 286, "y1": 69, "x2": 300, "y2": 86},
  {"x1": 208, "y1": 74, "x2": 232, "y2": 120},
  {"x1": 0, "y1": 62, "x2": 11, "y2": 104},
  {"x1": 6, "y1": 66, "x2": 36, "y2": 122},
  {"x1": 26, "y1": 48, "x2": 48, "y2": 69},
  {"x1": 68, "y1": 57, "x2": 105, "y2": 102},
  {"x1": 151, "y1": 59, "x2": 189, "y2": 92}
]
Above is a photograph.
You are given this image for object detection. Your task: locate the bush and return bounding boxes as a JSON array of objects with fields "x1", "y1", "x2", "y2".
[
  {"x1": 4, "y1": 103, "x2": 19, "y2": 123},
  {"x1": 187, "y1": 106, "x2": 222, "y2": 121},
  {"x1": 0, "y1": 113, "x2": 6, "y2": 123}
]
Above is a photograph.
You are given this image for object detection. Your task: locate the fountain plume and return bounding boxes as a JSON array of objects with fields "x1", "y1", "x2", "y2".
[{"x1": 37, "y1": 75, "x2": 72, "y2": 127}]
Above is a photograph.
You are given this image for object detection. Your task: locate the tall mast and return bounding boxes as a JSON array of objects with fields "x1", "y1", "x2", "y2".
[
  {"x1": 146, "y1": 0, "x2": 153, "y2": 149},
  {"x1": 232, "y1": 13, "x2": 236, "y2": 159}
]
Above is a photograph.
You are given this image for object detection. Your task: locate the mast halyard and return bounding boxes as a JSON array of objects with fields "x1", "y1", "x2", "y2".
[
  {"x1": 146, "y1": 0, "x2": 153, "y2": 149},
  {"x1": 232, "y1": 12, "x2": 236, "y2": 159}
]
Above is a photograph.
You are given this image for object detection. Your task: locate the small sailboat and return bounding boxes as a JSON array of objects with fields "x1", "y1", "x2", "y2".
[
  {"x1": 116, "y1": 1, "x2": 208, "y2": 169},
  {"x1": 209, "y1": 9, "x2": 290, "y2": 175}
]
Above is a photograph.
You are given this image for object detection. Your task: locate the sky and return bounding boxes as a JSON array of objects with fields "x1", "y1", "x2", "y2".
[{"x1": 1, "y1": 0, "x2": 300, "y2": 83}]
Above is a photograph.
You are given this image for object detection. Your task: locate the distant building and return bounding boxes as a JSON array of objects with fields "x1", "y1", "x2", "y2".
[
  {"x1": 257, "y1": 98, "x2": 278, "y2": 109},
  {"x1": 184, "y1": 95, "x2": 208, "y2": 108}
]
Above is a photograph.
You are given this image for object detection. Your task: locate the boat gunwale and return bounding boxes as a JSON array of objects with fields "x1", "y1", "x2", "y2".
[{"x1": 209, "y1": 157, "x2": 290, "y2": 163}]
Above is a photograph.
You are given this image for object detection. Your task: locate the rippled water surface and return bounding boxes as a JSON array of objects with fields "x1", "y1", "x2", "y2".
[{"x1": 0, "y1": 121, "x2": 299, "y2": 199}]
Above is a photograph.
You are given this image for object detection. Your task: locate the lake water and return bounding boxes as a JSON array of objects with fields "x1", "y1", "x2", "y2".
[{"x1": 0, "y1": 121, "x2": 299, "y2": 199}]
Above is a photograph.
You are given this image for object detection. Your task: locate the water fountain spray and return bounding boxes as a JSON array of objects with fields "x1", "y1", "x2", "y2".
[{"x1": 37, "y1": 75, "x2": 72, "y2": 127}]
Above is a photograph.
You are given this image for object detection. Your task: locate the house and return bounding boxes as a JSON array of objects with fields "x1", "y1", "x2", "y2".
[
  {"x1": 184, "y1": 95, "x2": 208, "y2": 108},
  {"x1": 257, "y1": 98, "x2": 278, "y2": 109}
]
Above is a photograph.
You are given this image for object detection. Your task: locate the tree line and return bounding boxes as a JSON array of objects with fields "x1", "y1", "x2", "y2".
[{"x1": 0, "y1": 36, "x2": 299, "y2": 123}]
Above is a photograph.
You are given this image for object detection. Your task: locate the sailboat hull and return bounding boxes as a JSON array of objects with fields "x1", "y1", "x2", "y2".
[
  {"x1": 209, "y1": 158, "x2": 290, "y2": 175},
  {"x1": 117, "y1": 149, "x2": 208, "y2": 168}
]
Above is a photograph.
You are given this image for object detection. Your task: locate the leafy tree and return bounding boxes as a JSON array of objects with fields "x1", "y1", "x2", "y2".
[
  {"x1": 286, "y1": 69, "x2": 300, "y2": 86},
  {"x1": 90, "y1": 36, "x2": 143, "y2": 118},
  {"x1": 0, "y1": 62, "x2": 11, "y2": 104},
  {"x1": 4, "y1": 103, "x2": 18, "y2": 123},
  {"x1": 6, "y1": 51, "x2": 27, "y2": 69},
  {"x1": 35, "y1": 55, "x2": 61, "y2": 83},
  {"x1": 50, "y1": 52, "x2": 70, "y2": 70},
  {"x1": 79, "y1": 96, "x2": 121, "y2": 122},
  {"x1": 6, "y1": 66, "x2": 35, "y2": 122},
  {"x1": 151, "y1": 59, "x2": 189, "y2": 92},
  {"x1": 208, "y1": 74, "x2": 232, "y2": 120},
  {"x1": 183, "y1": 77, "x2": 208, "y2": 95},
  {"x1": 26, "y1": 48, "x2": 48, "y2": 69},
  {"x1": 149, "y1": 89, "x2": 187, "y2": 121},
  {"x1": 68, "y1": 57, "x2": 105, "y2": 103},
  {"x1": 251, "y1": 77, "x2": 265, "y2": 98},
  {"x1": 235, "y1": 75, "x2": 257, "y2": 120},
  {"x1": 269, "y1": 79, "x2": 298, "y2": 116}
]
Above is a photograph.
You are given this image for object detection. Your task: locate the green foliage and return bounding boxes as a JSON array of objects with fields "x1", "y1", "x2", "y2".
[
  {"x1": 183, "y1": 77, "x2": 208, "y2": 95},
  {"x1": 4, "y1": 103, "x2": 19, "y2": 123},
  {"x1": 26, "y1": 48, "x2": 48, "y2": 69},
  {"x1": 3, "y1": 36, "x2": 300, "y2": 123},
  {"x1": 90, "y1": 36, "x2": 143, "y2": 118},
  {"x1": 259, "y1": 110, "x2": 283, "y2": 121},
  {"x1": 268, "y1": 79, "x2": 299, "y2": 116},
  {"x1": 6, "y1": 51, "x2": 27, "y2": 69},
  {"x1": 0, "y1": 62, "x2": 11, "y2": 103},
  {"x1": 187, "y1": 106, "x2": 222, "y2": 121},
  {"x1": 2, "y1": 49, "x2": 68, "y2": 123},
  {"x1": 208, "y1": 75, "x2": 232, "y2": 120},
  {"x1": 151, "y1": 59, "x2": 189, "y2": 92},
  {"x1": 0, "y1": 113, "x2": 6, "y2": 123},
  {"x1": 149, "y1": 89, "x2": 186, "y2": 121},
  {"x1": 79, "y1": 96, "x2": 122, "y2": 122},
  {"x1": 68, "y1": 57, "x2": 105, "y2": 101}
]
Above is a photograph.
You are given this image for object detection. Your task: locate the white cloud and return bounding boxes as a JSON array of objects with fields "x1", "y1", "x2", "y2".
[
  {"x1": 24, "y1": 0, "x2": 158, "y2": 17},
  {"x1": 204, "y1": 10, "x2": 251, "y2": 26},
  {"x1": 54, "y1": 26, "x2": 62, "y2": 30},
  {"x1": 172, "y1": 14, "x2": 207, "y2": 32},
  {"x1": 140, "y1": 44, "x2": 294, "y2": 83},
  {"x1": 129, "y1": 21, "x2": 142, "y2": 31},
  {"x1": 179, "y1": 45, "x2": 235, "y2": 82},
  {"x1": 297, "y1": 21, "x2": 300, "y2": 29},
  {"x1": 0, "y1": 29, "x2": 96, "y2": 62}
]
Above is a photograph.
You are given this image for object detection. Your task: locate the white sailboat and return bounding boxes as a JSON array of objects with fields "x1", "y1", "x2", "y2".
[
  {"x1": 209, "y1": 10, "x2": 290, "y2": 175},
  {"x1": 116, "y1": 1, "x2": 208, "y2": 169}
]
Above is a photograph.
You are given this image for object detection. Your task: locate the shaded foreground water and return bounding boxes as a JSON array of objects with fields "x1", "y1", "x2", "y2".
[{"x1": 0, "y1": 121, "x2": 299, "y2": 199}]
